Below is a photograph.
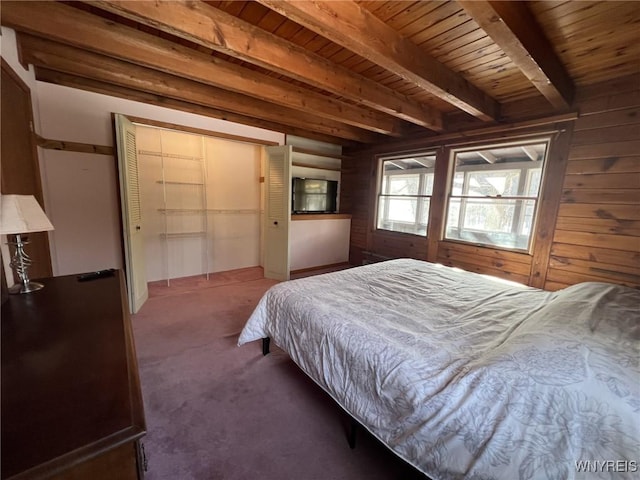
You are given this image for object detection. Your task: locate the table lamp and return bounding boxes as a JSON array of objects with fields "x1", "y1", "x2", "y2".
[{"x1": 0, "y1": 194, "x2": 54, "y2": 294}]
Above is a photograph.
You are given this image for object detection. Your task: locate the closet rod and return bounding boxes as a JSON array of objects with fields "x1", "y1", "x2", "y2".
[{"x1": 139, "y1": 149, "x2": 203, "y2": 161}]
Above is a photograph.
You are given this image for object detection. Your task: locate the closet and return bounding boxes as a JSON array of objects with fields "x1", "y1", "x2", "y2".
[{"x1": 135, "y1": 125, "x2": 262, "y2": 284}]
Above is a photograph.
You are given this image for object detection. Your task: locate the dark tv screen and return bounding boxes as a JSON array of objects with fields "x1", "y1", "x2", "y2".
[{"x1": 292, "y1": 177, "x2": 338, "y2": 213}]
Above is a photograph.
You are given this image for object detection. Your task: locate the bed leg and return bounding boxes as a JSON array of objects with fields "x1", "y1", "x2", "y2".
[
  {"x1": 348, "y1": 417, "x2": 357, "y2": 449},
  {"x1": 262, "y1": 337, "x2": 270, "y2": 356}
]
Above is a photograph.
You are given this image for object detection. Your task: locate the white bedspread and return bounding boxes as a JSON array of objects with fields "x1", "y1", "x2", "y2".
[{"x1": 238, "y1": 259, "x2": 640, "y2": 479}]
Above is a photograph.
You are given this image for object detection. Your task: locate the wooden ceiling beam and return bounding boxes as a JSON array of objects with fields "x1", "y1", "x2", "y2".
[
  {"x1": 34, "y1": 68, "x2": 353, "y2": 147},
  {"x1": 458, "y1": 1, "x2": 575, "y2": 109},
  {"x1": 19, "y1": 35, "x2": 378, "y2": 144},
  {"x1": 256, "y1": 0, "x2": 499, "y2": 121},
  {"x1": 89, "y1": 0, "x2": 443, "y2": 131},
  {"x1": 0, "y1": 1, "x2": 398, "y2": 138}
]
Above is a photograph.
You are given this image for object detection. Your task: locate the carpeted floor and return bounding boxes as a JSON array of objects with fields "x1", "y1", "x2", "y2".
[{"x1": 132, "y1": 267, "x2": 426, "y2": 480}]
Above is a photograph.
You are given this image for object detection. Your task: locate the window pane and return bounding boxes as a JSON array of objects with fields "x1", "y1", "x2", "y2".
[
  {"x1": 423, "y1": 173, "x2": 434, "y2": 196},
  {"x1": 519, "y1": 199, "x2": 537, "y2": 236},
  {"x1": 463, "y1": 198, "x2": 515, "y2": 233},
  {"x1": 526, "y1": 168, "x2": 542, "y2": 196},
  {"x1": 377, "y1": 154, "x2": 435, "y2": 237},
  {"x1": 445, "y1": 198, "x2": 534, "y2": 250},
  {"x1": 388, "y1": 174, "x2": 420, "y2": 195},
  {"x1": 447, "y1": 198, "x2": 461, "y2": 228},
  {"x1": 446, "y1": 141, "x2": 548, "y2": 251},
  {"x1": 467, "y1": 170, "x2": 520, "y2": 196},
  {"x1": 452, "y1": 172, "x2": 464, "y2": 195},
  {"x1": 377, "y1": 196, "x2": 429, "y2": 236},
  {"x1": 389, "y1": 196, "x2": 417, "y2": 222}
]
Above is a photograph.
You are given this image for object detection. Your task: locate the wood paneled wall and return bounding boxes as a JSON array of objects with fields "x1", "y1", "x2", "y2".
[
  {"x1": 435, "y1": 242, "x2": 533, "y2": 285},
  {"x1": 340, "y1": 155, "x2": 374, "y2": 266},
  {"x1": 545, "y1": 77, "x2": 640, "y2": 290},
  {"x1": 342, "y1": 74, "x2": 639, "y2": 290}
]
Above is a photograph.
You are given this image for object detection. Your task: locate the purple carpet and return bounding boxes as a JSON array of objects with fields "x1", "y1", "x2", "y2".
[{"x1": 132, "y1": 267, "x2": 425, "y2": 479}]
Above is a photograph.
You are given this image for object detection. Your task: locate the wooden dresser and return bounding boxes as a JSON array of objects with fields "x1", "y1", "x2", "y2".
[{"x1": 1, "y1": 271, "x2": 146, "y2": 480}]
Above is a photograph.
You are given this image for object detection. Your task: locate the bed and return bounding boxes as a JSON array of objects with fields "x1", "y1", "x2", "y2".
[{"x1": 238, "y1": 259, "x2": 639, "y2": 479}]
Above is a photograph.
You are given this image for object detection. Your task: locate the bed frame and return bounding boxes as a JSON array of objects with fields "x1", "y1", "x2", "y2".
[{"x1": 262, "y1": 335, "x2": 360, "y2": 449}]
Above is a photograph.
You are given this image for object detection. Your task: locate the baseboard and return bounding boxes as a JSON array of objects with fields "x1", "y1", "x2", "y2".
[{"x1": 290, "y1": 262, "x2": 351, "y2": 275}]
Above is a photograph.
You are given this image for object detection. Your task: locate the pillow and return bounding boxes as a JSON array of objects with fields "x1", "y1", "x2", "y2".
[{"x1": 553, "y1": 282, "x2": 640, "y2": 336}]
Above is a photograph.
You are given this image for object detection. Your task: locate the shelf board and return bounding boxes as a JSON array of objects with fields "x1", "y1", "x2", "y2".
[
  {"x1": 156, "y1": 180, "x2": 204, "y2": 185},
  {"x1": 291, "y1": 146, "x2": 351, "y2": 161},
  {"x1": 160, "y1": 231, "x2": 206, "y2": 238},
  {"x1": 139, "y1": 150, "x2": 203, "y2": 161},
  {"x1": 292, "y1": 213, "x2": 352, "y2": 221},
  {"x1": 158, "y1": 208, "x2": 206, "y2": 213},
  {"x1": 292, "y1": 161, "x2": 341, "y2": 172},
  {"x1": 158, "y1": 208, "x2": 260, "y2": 214}
]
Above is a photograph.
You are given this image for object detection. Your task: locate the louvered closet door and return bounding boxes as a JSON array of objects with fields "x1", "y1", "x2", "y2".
[
  {"x1": 115, "y1": 114, "x2": 148, "y2": 313},
  {"x1": 264, "y1": 145, "x2": 291, "y2": 280}
]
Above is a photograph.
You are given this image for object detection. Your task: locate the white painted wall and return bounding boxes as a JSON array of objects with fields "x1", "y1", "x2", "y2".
[
  {"x1": 43, "y1": 150, "x2": 123, "y2": 276},
  {"x1": 290, "y1": 218, "x2": 351, "y2": 271},
  {"x1": 1, "y1": 26, "x2": 284, "y2": 276},
  {"x1": 206, "y1": 137, "x2": 262, "y2": 273}
]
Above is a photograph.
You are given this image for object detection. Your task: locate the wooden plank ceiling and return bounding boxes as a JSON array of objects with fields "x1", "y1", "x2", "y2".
[{"x1": 2, "y1": 1, "x2": 639, "y2": 146}]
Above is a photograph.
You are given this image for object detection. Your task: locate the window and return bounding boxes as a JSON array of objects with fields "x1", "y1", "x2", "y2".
[
  {"x1": 445, "y1": 140, "x2": 548, "y2": 251},
  {"x1": 376, "y1": 153, "x2": 435, "y2": 236}
]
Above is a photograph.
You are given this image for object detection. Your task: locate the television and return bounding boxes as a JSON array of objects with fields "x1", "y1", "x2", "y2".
[{"x1": 292, "y1": 177, "x2": 338, "y2": 214}]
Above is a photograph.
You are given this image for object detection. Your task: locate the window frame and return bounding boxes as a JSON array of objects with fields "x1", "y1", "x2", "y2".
[
  {"x1": 375, "y1": 151, "x2": 437, "y2": 237},
  {"x1": 444, "y1": 138, "x2": 551, "y2": 253}
]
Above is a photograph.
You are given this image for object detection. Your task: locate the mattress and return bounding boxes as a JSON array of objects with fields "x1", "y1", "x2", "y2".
[{"x1": 239, "y1": 259, "x2": 640, "y2": 479}]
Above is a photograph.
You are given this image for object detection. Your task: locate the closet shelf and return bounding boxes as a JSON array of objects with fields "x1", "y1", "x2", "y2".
[
  {"x1": 291, "y1": 161, "x2": 341, "y2": 172},
  {"x1": 139, "y1": 150, "x2": 203, "y2": 161},
  {"x1": 159, "y1": 208, "x2": 260, "y2": 215},
  {"x1": 160, "y1": 231, "x2": 206, "y2": 238},
  {"x1": 156, "y1": 180, "x2": 204, "y2": 186},
  {"x1": 158, "y1": 208, "x2": 207, "y2": 213}
]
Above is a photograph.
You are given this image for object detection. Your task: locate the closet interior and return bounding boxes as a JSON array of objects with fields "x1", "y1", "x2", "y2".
[{"x1": 135, "y1": 125, "x2": 262, "y2": 284}]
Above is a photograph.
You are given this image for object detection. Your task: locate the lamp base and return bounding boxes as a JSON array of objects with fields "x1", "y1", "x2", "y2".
[
  {"x1": 8, "y1": 281, "x2": 45, "y2": 294},
  {"x1": 7, "y1": 233, "x2": 46, "y2": 294}
]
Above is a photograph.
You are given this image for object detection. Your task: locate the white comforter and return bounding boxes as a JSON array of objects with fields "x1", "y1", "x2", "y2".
[{"x1": 238, "y1": 259, "x2": 640, "y2": 479}]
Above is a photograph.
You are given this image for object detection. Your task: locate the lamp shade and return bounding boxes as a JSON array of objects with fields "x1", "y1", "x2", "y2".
[{"x1": 0, "y1": 195, "x2": 54, "y2": 235}]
